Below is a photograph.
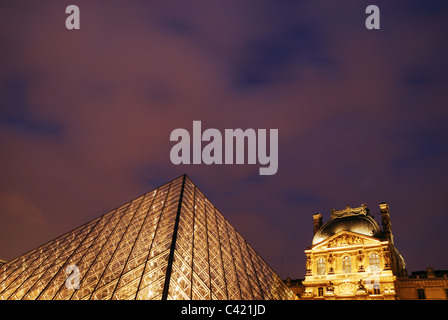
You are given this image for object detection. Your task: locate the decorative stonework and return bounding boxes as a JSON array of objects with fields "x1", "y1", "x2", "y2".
[
  {"x1": 331, "y1": 203, "x2": 369, "y2": 219},
  {"x1": 357, "y1": 250, "x2": 365, "y2": 272},
  {"x1": 382, "y1": 247, "x2": 392, "y2": 270},
  {"x1": 306, "y1": 255, "x2": 312, "y2": 275},
  {"x1": 339, "y1": 281, "x2": 356, "y2": 295},
  {"x1": 327, "y1": 253, "x2": 335, "y2": 274},
  {"x1": 325, "y1": 233, "x2": 377, "y2": 248},
  {"x1": 301, "y1": 203, "x2": 408, "y2": 300}
]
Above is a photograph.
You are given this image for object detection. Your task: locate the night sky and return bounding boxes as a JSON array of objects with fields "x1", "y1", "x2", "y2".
[{"x1": 1, "y1": 0, "x2": 448, "y2": 279}]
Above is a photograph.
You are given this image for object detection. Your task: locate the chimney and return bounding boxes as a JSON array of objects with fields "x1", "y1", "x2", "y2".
[
  {"x1": 313, "y1": 214, "x2": 323, "y2": 235},
  {"x1": 379, "y1": 202, "x2": 394, "y2": 244}
]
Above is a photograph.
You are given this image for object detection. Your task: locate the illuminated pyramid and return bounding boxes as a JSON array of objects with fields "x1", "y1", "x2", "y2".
[{"x1": 0, "y1": 175, "x2": 296, "y2": 300}]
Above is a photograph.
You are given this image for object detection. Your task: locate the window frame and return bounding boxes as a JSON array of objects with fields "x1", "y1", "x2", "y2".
[
  {"x1": 369, "y1": 252, "x2": 380, "y2": 272},
  {"x1": 342, "y1": 255, "x2": 352, "y2": 274},
  {"x1": 318, "y1": 287, "x2": 324, "y2": 297},
  {"x1": 316, "y1": 257, "x2": 326, "y2": 275}
]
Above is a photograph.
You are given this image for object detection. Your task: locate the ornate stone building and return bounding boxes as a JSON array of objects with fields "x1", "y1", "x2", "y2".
[
  {"x1": 287, "y1": 202, "x2": 448, "y2": 300},
  {"x1": 300, "y1": 203, "x2": 406, "y2": 300},
  {"x1": 397, "y1": 268, "x2": 448, "y2": 299}
]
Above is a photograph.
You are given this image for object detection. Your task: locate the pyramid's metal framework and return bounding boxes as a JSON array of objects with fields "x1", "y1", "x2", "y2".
[{"x1": 0, "y1": 175, "x2": 296, "y2": 300}]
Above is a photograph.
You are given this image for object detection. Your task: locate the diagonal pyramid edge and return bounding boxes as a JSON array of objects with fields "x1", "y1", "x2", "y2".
[{"x1": 0, "y1": 174, "x2": 296, "y2": 300}]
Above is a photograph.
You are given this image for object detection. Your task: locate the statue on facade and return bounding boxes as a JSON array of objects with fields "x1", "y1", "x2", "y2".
[
  {"x1": 327, "y1": 253, "x2": 335, "y2": 274},
  {"x1": 357, "y1": 279, "x2": 366, "y2": 292},
  {"x1": 382, "y1": 248, "x2": 391, "y2": 270},
  {"x1": 326, "y1": 281, "x2": 334, "y2": 292},
  {"x1": 357, "y1": 250, "x2": 365, "y2": 272},
  {"x1": 306, "y1": 255, "x2": 312, "y2": 275}
]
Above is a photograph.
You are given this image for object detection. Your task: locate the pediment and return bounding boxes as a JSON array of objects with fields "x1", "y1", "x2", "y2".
[{"x1": 311, "y1": 230, "x2": 382, "y2": 250}]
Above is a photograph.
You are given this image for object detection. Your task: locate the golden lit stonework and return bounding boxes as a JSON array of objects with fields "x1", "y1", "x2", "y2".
[{"x1": 301, "y1": 203, "x2": 406, "y2": 300}]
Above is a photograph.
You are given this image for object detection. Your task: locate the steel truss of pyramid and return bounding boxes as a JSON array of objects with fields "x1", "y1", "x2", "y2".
[{"x1": 0, "y1": 175, "x2": 296, "y2": 300}]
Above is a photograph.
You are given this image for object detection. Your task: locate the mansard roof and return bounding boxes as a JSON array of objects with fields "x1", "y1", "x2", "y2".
[{"x1": 312, "y1": 204, "x2": 383, "y2": 245}]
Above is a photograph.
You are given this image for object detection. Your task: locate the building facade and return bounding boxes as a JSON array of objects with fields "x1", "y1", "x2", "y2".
[
  {"x1": 293, "y1": 202, "x2": 448, "y2": 300},
  {"x1": 300, "y1": 203, "x2": 405, "y2": 300},
  {"x1": 397, "y1": 268, "x2": 448, "y2": 300},
  {"x1": 2, "y1": 174, "x2": 447, "y2": 300}
]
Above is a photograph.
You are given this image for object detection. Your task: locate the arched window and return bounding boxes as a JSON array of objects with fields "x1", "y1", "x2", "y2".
[
  {"x1": 342, "y1": 256, "x2": 351, "y2": 274},
  {"x1": 369, "y1": 253, "x2": 380, "y2": 271},
  {"x1": 317, "y1": 258, "x2": 326, "y2": 275}
]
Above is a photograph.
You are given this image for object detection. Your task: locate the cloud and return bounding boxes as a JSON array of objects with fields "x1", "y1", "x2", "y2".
[
  {"x1": 0, "y1": 191, "x2": 46, "y2": 225},
  {"x1": 1, "y1": 0, "x2": 448, "y2": 276}
]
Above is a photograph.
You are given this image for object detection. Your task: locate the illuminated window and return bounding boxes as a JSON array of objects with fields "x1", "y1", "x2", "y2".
[
  {"x1": 373, "y1": 284, "x2": 380, "y2": 295},
  {"x1": 342, "y1": 256, "x2": 351, "y2": 274},
  {"x1": 316, "y1": 258, "x2": 326, "y2": 275},
  {"x1": 369, "y1": 253, "x2": 380, "y2": 271},
  {"x1": 318, "y1": 287, "x2": 324, "y2": 297}
]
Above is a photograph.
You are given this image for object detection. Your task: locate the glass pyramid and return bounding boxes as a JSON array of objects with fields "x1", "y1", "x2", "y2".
[{"x1": 0, "y1": 175, "x2": 296, "y2": 300}]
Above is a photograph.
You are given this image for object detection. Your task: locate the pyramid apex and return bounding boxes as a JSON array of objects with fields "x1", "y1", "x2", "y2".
[{"x1": 0, "y1": 173, "x2": 296, "y2": 300}]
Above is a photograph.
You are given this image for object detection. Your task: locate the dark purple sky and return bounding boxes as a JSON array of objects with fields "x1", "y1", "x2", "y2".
[{"x1": 1, "y1": 0, "x2": 448, "y2": 279}]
